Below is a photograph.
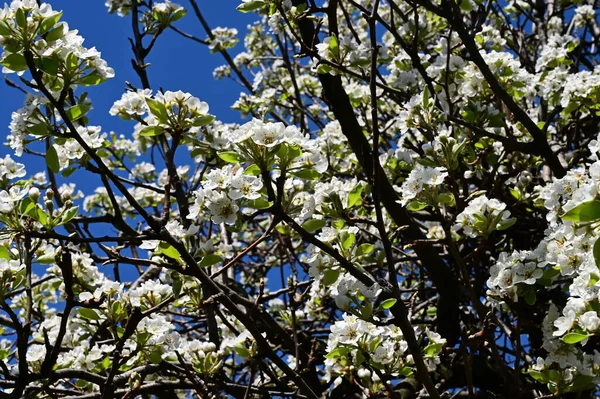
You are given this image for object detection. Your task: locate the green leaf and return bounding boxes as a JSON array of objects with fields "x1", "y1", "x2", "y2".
[
  {"x1": 28, "y1": 123, "x2": 48, "y2": 136},
  {"x1": 46, "y1": 145, "x2": 60, "y2": 174},
  {"x1": 235, "y1": 344, "x2": 250, "y2": 357},
  {"x1": 316, "y1": 64, "x2": 332, "y2": 74},
  {"x1": 35, "y1": 57, "x2": 58, "y2": 75},
  {"x1": 170, "y1": 8, "x2": 187, "y2": 23},
  {"x1": 61, "y1": 167, "x2": 77, "y2": 178},
  {"x1": 20, "y1": 197, "x2": 35, "y2": 215},
  {"x1": 302, "y1": 219, "x2": 326, "y2": 233},
  {"x1": 139, "y1": 126, "x2": 164, "y2": 137},
  {"x1": 66, "y1": 52, "x2": 79, "y2": 70},
  {"x1": 355, "y1": 348, "x2": 365, "y2": 366},
  {"x1": 36, "y1": 252, "x2": 56, "y2": 264},
  {"x1": 566, "y1": 374, "x2": 596, "y2": 393},
  {"x1": 45, "y1": 24, "x2": 64, "y2": 42},
  {"x1": 562, "y1": 200, "x2": 600, "y2": 222},
  {"x1": 66, "y1": 104, "x2": 90, "y2": 121},
  {"x1": 328, "y1": 35, "x2": 339, "y2": 58},
  {"x1": 146, "y1": 98, "x2": 169, "y2": 122},
  {"x1": 325, "y1": 346, "x2": 350, "y2": 359},
  {"x1": 36, "y1": 206, "x2": 48, "y2": 226},
  {"x1": 0, "y1": 247, "x2": 10, "y2": 261},
  {"x1": 562, "y1": 332, "x2": 589, "y2": 344},
  {"x1": 347, "y1": 184, "x2": 363, "y2": 208},
  {"x1": 424, "y1": 342, "x2": 443, "y2": 355},
  {"x1": 459, "y1": 0, "x2": 473, "y2": 12},
  {"x1": 172, "y1": 273, "x2": 182, "y2": 298},
  {"x1": 594, "y1": 238, "x2": 600, "y2": 270},
  {"x1": 292, "y1": 169, "x2": 321, "y2": 180},
  {"x1": 60, "y1": 206, "x2": 79, "y2": 225},
  {"x1": 509, "y1": 188, "x2": 521, "y2": 200},
  {"x1": 39, "y1": 11, "x2": 63, "y2": 35},
  {"x1": 0, "y1": 53, "x2": 27, "y2": 72},
  {"x1": 437, "y1": 193, "x2": 454, "y2": 205},
  {"x1": 157, "y1": 242, "x2": 181, "y2": 261},
  {"x1": 379, "y1": 298, "x2": 397, "y2": 310},
  {"x1": 147, "y1": 348, "x2": 162, "y2": 364},
  {"x1": 244, "y1": 164, "x2": 261, "y2": 175},
  {"x1": 80, "y1": 73, "x2": 104, "y2": 86},
  {"x1": 193, "y1": 115, "x2": 215, "y2": 126},
  {"x1": 527, "y1": 370, "x2": 549, "y2": 383},
  {"x1": 78, "y1": 308, "x2": 101, "y2": 321},
  {"x1": 12, "y1": 269, "x2": 25, "y2": 289},
  {"x1": 198, "y1": 254, "x2": 222, "y2": 267},
  {"x1": 276, "y1": 143, "x2": 302, "y2": 164},
  {"x1": 497, "y1": 217, "x2": 517, "y2": 231},
  {"x1": 356, "y1": 243, "x2": 374, "y2": 256},
  {"x1": 0, "y1": 20, "x2": 12, "y2": 36},
  {"x1": 236, "y1": 0, "x2": 265, "y2": 12},
  {"x1": 245, "y1": 198, "x2": 272, "y2": 210},
  {"x1": 218, "y1": 151, "x2": 244, "y2": 163},
  {"x1": 524, "y1": 290, "x2": 536, "y2": 306},
  {"x1": 15, "y1": 8, "x2": 26, "y2": 29},
  {"x1": 407, "y1": 201, "x2": 428, "y2": 211},
  {"x1": 341, "y1": 233, "x2": 355, "y2": 251},
  {"x1": 323, "y1": 269, "x2": 340, "y2": 286}
]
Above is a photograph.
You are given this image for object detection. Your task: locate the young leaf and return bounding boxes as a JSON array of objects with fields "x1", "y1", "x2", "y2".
[
  {"x1": 193, "y1": 115, "x2": 216, "y2": 126},
  {"x1": 342, "y1": 233, "x2": 355, "y2": 251},
  {"x1": 356, "y1": 243, "x2": 374, "y2": 256},
  {"x1": 139, "y1": 126, "x2": 165, "y2": 137},
  {"x1": 78, "y1": 308, "x2": 101, "y2": 321},
  {"x1": 347, "y1": 184, "x2": 363, "y2": 208},
  {"x1": 379, "y1": 298, "x2": 397, "y2": 310},
  {"x1": 66, "y1": 104, "x2": 91, "y2": 121},
  {"x1": 157, "y1": 242, "x2": 181, "y2": 261},
  {"x1": 146, "y1": 98, "x2": 169, "y2": 122},
  {"x1": 218, "y1": 152, "x2": 244, "y2": 163},
  {"x1": 562, "y1": 200, "x2": 600, "y2": 222},
  {"x1": 0, "y1": 247, "x2": 10, "y2": 261},
  {"x1": 39, "y1": 11, "x2": 63, "y2": 35},
  {"x1": 561, "y1": 332, "x2": 589, "y2": 344},
  {"x1": 328, "y1": 35, "x2": 339, "y2": 58},
  {"x1": 0, "y1": 20, "x2": 12, "y2": 36},
  {"x1": 236, "y1": 0, "x2": 265, "y2": 13},
  {"x1": 594, "y1": 238, "x2": 600, "y2": 269},
  {"x1": 198, "y1": 254, "x2": 223, "y2": 267},
  {"x1": 323, "y1": 269, "x2": 340, "y2": 286},
  {"x1": 0, "y1": 53, "x2": 27, "y2": 72},
  {"x1": 80, "y1": 73, "x2": 105, "y2": 86},
  {"x1": 292, "y1": 169, "x2": 320, "y2": 180},
  {"x1": 245, "y1": 198, "x2": 272, "y2": 210},
  {"x1": 46, "y1": 145, "x2": 60, "y2": 174},
  {"x1": 302, "y1": 219, "x2": 327, "y2": 233},
  {"x1": 497, "y1": 217, "x2": 517, "y2": 231},
  {"x1": 60, "y1": 206, "x2": 79, "y2": 225},
  {"x1": 407, "y1": 201, "x2": 428, "y2": 211}
]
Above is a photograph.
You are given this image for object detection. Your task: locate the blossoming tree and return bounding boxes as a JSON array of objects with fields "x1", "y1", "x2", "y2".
[{"x1": 0, "y1": 0, "x2": 599, "y2": 397}]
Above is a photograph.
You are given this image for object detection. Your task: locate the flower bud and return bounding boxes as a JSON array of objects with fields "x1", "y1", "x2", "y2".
[
  {"x1": 44, "y1": 200, "x2": 54, "y2": 213},
  {"x1": 29, "y1": 187, "x2": 40, "y2": 201}
]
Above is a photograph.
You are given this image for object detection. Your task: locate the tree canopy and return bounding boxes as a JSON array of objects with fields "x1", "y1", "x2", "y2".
[{"x1": 0, "y1": 0, "x2": 599, "y2": 397}]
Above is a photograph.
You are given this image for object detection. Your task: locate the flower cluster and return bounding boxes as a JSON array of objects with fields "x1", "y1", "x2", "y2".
[
  {"x1": 397, "y1": 164, "x2": 448, "y2": 207},
  {"x1": 111, "y1": 89, "x2": 213, "y2": 141},
  {"x1": 453, "y1": 195, "x2": 515, "y2": 238}
]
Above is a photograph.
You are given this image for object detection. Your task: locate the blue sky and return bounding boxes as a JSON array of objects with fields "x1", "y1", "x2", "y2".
[{"x1": 0, "y1": 0, "x2": 256, "y2": 144}]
